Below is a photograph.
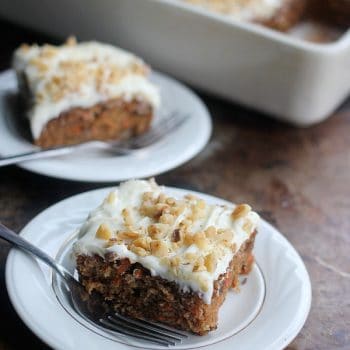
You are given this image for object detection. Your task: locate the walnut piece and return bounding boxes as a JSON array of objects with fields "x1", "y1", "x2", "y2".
[
  {"x1": 204, "y1": 253, "x2": 217, "y2": 273},
  {"x1": 171, "y1": 229, "x2": 181, "y2": 242},
  {"x1": 95, "y1": 223, "x2": 112, "y2": 240},
  {"x1": 129, "y1": 245, "x2": 148, "y2": 257},
  {"x1": 105, "y1": 191, "x2": 117, "y2": 204},
  {"x1": 150, "y1": 240, "x2": 168, "y2": 257},
  {"x1": 117, "y1": 230, "x2": 140, "y2": 240},
  {"x1": 232, "y1": 204, "x2": 251, "y2": 220}
]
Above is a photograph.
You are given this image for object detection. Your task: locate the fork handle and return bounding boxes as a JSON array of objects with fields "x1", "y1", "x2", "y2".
[
  {"x1": 0, "y1": 146, "x2": 75, "y2": 167},
  {"x1": 0, "y1": 222, "x2": 68, "y2": 278}
]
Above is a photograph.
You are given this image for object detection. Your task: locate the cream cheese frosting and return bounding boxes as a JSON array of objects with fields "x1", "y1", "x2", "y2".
[
  {"x1": 73, "y1": 179, "x2": 259, "y2": 304},
  {"x1": 13, "y1": 38, "x2": 160, "y2": 139},
  {"x1": 183, "y1": 0, "x2": 284, "y2": 21}
]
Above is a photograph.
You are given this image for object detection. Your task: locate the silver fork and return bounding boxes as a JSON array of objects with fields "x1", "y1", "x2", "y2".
[
  {"x1": 0, "y1": 111, "x2": 188, "y2": 167},
  {"x1": 0, "y1": 222, "x2": 188, "y2": 346}
]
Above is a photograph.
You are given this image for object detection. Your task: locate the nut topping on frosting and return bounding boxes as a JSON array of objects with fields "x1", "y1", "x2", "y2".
[
  {"x1": 231, "y1": 204, "x2": 252, "y2": 220},
  {"x1": 95, "y1": 224, "x2": 112, "y2": 240},
  {"x1": 150, "y1": 240, "x2": 169, "y2": 257},
  {"x1": 74, "y1": 179, "x2": 259, "y2": 303}
]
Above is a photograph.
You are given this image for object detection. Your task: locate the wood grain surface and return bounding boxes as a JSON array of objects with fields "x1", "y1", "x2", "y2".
[{"x1": 0, "y1": 19, "x2": 349, "y2": 350}]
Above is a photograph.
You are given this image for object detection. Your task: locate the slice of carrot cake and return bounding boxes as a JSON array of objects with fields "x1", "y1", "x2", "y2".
[
  {"x1": 12, "y1": 38, "x2": 160, "y2": 148},
  {"x1": 73, "y1": 179, "x2": 259, "y2": 335}
]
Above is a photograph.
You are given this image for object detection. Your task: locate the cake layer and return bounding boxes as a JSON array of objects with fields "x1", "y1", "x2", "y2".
[
  {"x1": 34, "y1": 98, "x2": 152, "y2": 148},
  {"x1": 76, "y1": 231, "x2": 256, "y2": 335},
  {"x1": 73, "y1": 179, "x2": 259, "y2": 304},
  {"x1": 13, "y1": 38, "x2": 160, "y2": 140}
]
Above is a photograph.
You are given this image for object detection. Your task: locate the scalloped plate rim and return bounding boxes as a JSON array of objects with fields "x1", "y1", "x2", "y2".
[{"x1": 0, "y1": 69, "x2": 212, "y2": 182}]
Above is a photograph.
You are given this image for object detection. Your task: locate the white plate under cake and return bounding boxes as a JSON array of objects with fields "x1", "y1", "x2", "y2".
[
  {"x1": 0, "y1": 69, "x2": 211, "y2": 181},
  {"x1": 73, "y1": 179, "x2": 259, "y2": 335},
  {"x1": 6, "y1": 185, "x2": 311, "y2": 349}
]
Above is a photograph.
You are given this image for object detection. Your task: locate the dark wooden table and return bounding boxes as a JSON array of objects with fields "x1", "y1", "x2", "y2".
[{"x1": 0, "y1": 19, "x2": 349, "y2": 350}]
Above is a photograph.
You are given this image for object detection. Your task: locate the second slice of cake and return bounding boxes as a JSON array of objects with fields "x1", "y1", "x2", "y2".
[
  {"x1": 73, "y1": 179, "x2": 259, "y2": 335},
  {"x1": 13, "y1": 38, "x2": 160, "y2": 148}
]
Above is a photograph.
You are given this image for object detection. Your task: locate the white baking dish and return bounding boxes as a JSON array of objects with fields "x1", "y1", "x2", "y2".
[{"x1": 1, "y1": 0, "x2": 350, "y2": 126}]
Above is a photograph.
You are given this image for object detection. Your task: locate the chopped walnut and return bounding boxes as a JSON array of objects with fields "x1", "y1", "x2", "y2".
[
  {"x1": 117, "y1": 230, "x2": 140, "y2": 240},
  {"x1": 19, "y1": 43, "x2": 30, "y2": 52},
  {"x1": 184, "y1": 252, "x2": 197, "y2": 263},
  {"x1": 169, "y1": 203, "x2": 186, "y2": 216},
  {"x1": 184, "y1": 194, "x2": 197, "y2": 201},
  {"x1": 170, "y1": 256, "x2": 181, "y2": 268},
  {"x1": 122, "y1": 208, "x2": 133, "y2": 227},
  {"x1": 41, "y1": 45, "x2": 58, "y2": 59},
  {"x1": 142, "y1": 192, "x2": 154, "y2": 202},
  {"x1": 65, "y1": 36, "x2": 77, "y2": 46},
  {"x1": 129, "y1": 245, "x2": 148, "y2": 257},
  {"x1": 184, "y1": 232, "x2": 194, "y2": 246},
  {"x1": 243, "y1": 220, "x2": 253, "y2": 234},
  {"x1": 147, "y1": 223, "x2": 169, "y2": 239},
  {"x1": 193, "y1": 232, "x2": 209, "y2": 250},
  {"x1": 204, "y1": 253, "x2": 217, "y2": 273},
  {"x1": 179, "y1": 219, "x2": 192, "y2": 231},
  {"x1": 157, "y1": 193, "x2": 167, "y2": 204},
  {"x1": 30, "y1": 58, "x2": 49, "y2": 74},
  {"x1": 191, "y1": 198, "x2": 207, "y2": 219},
  {"x1": 140, "y1": 200, "x2": 168, "y2": 219},
  {"x1": 95, "y1": 223, "x2": 112, "y2": 240},
  {"x1": 217, "y1": 229, "x2": 234, "y2": 245},
  {"x1": 165, "y1": 197, "x2": 176, "y2": 205},
  {"x1": 159, "y1": 213, "x2": 175, "y2": 225},
  {"x1": 105, "y1": 238, "x2": 122, "y2": 248},
  {"x1": 205, "y1": 226, "x2": 217, "y2": 239},
  {"x1": 198, "y1": 279, "x2": 209, "y2": 292},
  {"x1": 150, "y1": 240, "x2": 168, "y2": 257},
  {"x1": 232, "y1": 204, "x2": 251, "y2": 220},
  {"x1": 105, "y1": 191, "x2": 117, "y2": 204},
  {"x1": 132, "y1": 237, "x2": 151, "y2": 251},
  {"x1": 171, "y1": 229, "x2": 181, "y2": 242},
  {"x1": 193, "y1": 257, "x2": 206, "y2": 272}
]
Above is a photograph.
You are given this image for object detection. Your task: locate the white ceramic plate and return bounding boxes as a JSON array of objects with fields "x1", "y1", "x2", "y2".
[
  {"x1": 0, "y1": 70, "x2": 211, "y2": 182},
  {"x1": 6, "y1": 186, "x2": 311, "y2": 350}
]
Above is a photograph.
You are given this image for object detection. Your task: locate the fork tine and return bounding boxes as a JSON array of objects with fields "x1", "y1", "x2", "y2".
[
  {"x1": 108, "y1": 111, "x2": 180, "y2": 149},
  {"x1": 139, "y1": 112, "x2": 187, "y2": 146},
  {"x1": 132, "y1": 111, "x2": 180, "y2": 144},
  {"x1": 103, "y1": 316, "x2": 178, "y2": 345},
  {"x1": 111, "y1": 313, "x2": 185, "y2": 341},
  {"x1": 133, "y1": 111, "x2": 188, "y2": 148},
  {"x1": 113, "y1": 313, "x2": 188, "y2": 339},
  {"x1": 136, "y1": 116, "x2": 184, "y2": 148},
  {"x1": 107, "y1": 315, "x2": 179, "y2": 344},
  {"x1": 99, "y1": 318, "x2": 175, "y2": 346}
]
